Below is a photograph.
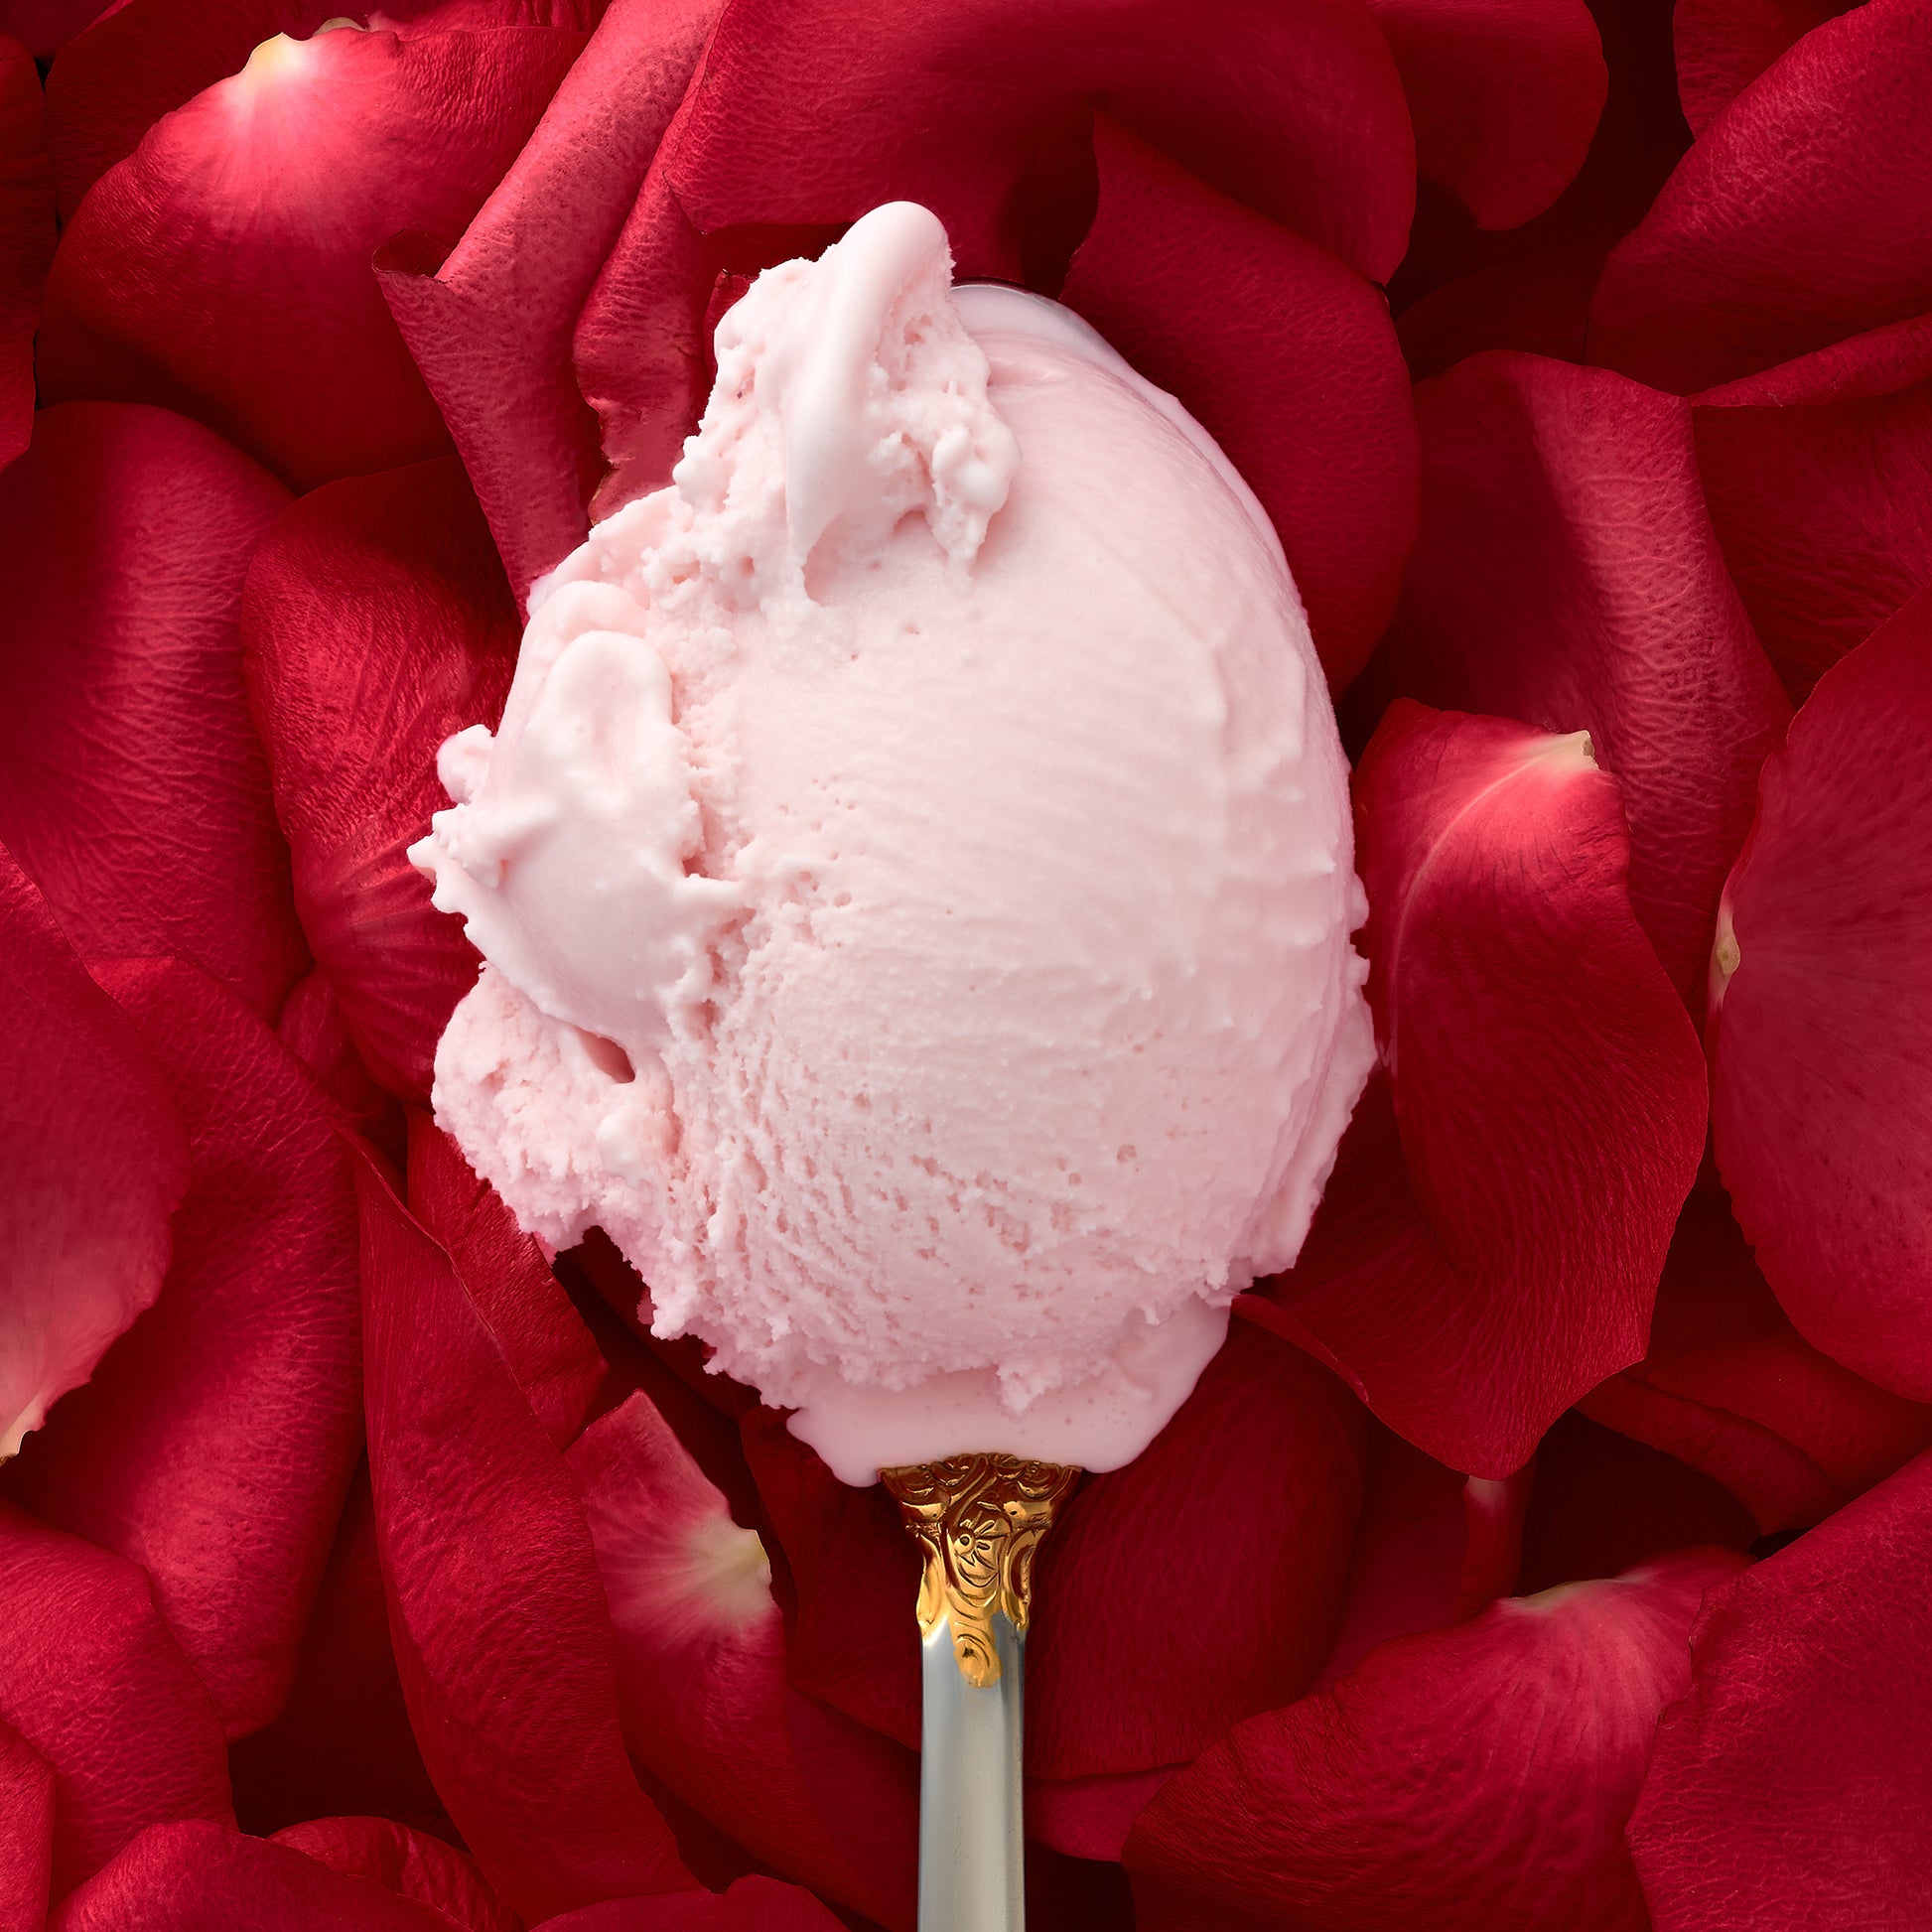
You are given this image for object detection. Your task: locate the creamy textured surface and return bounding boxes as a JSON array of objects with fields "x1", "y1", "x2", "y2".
[{"x1": 412, "y1": 203, "x2": 1373, "y2": 1484}]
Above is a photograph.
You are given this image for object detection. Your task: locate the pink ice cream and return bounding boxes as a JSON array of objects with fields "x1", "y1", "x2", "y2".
[{"x1": 411, "y1": 202, "x2": 1373, "y2": 1485}]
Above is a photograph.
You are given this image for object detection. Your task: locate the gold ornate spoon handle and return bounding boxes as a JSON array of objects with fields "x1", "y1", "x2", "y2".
[{"x1": 882, "y1": 1455, "x2": 1079, "y2": 1932}]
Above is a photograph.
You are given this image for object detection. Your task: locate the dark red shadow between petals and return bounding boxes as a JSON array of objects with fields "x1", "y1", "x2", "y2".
[{"x1": 0, "y1": 37, "x2": 53, "y2": 470}]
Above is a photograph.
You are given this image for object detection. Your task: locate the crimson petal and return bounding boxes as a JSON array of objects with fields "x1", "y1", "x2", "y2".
[
  {"x1": 1365, "y1": 0, "x2": 1605, "y2": 229},
  {"x1": 40, "y1": 21, "x2": 585, "y2": 489},
  {"x1": 11, "y1": 958, "x2": 361, "y2": 1739},
  {"x1": 271, "y1": 1818, "x2": 517, "y2": 1932},
  {"x1": 354, "y1": 1146, "x2": 693, "y2": 1920},
  {"x1": 43, "y1": 0, "x2": 595, "y2": 218},
  {"x1": 0, "y1": 1506, "x2": 231, "y2": 1900},
  {"x1": 1028, "y1": 1322, "x2": 1365, "y2": 1778},
  {"x1": 1589, "y1": 0, "x2": 1932, "y2": 392},
  {"x1": 1578, "y1": 1194, "x2": 1932, "y2": 1532},
  {"x1": 1709, "y1": 586, "x2": 1932, "y2": 1399},
  {"x1": 380, "y1": 0, "x2": 720, "y2": 603},
  {"x1": 1060, "y1": 114, "x2": 1419, "y2": 689},
  {"x1": 1267, "y1": 703, "x2": 1708, "y2": 1475},
  {"x1": 1371, "y1": 352, "x2": 1790, "y2": 1011},
  {"x1": 242, "y1": 457, "x2": 518, "y2": 1100},
  {"x1": 0, "y1": 38, "x2": 53, "y2": 470},
  {"x1": 1125, "y1": 1549, "x2": 1747, "y2": 1931},
  {"x1": 49, "y1": 1821, "x2": 453, "y2": 1932},
  {"x1": 571, "y1": 1394, "x2": 918, "y2": 1928},
  {"x1": 1629, "y1": 1449, "x2": 1932, "y2": 1927},
  {"x1": 1692, "y1": 316, "x2": 1932, "y2": 705},
  {"x1": 0, "y1": 1719, "x2": 53, "y2": 1932},
  {"x1": 0, "y1": 846, "x2": 189, "y2": 1457},
  {"x1": 0, "y1": 403, "x2": 302, "y2": 1015}
]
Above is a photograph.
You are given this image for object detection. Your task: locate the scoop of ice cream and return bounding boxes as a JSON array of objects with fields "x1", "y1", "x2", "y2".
[{"x1": 411, "y1": 202, "x2": 1373, "y2": 1485}]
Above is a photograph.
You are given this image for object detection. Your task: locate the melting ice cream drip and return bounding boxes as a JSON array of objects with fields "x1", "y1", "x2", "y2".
[{"x1": 411, "y1": 201, "x2": 1373, "y2": 1486}]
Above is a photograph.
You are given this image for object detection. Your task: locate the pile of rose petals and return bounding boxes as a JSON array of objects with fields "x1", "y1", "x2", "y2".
[{"x1": 3, "y1": 0, "x2": 1930, "y2": 1926}]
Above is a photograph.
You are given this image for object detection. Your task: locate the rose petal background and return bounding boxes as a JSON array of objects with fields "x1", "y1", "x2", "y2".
[
  {"x1": 1709, "y1": 585, "x2": 1932, "y2": 1400},
  {"x1": 1630, "y1": 1449, "x2": 1932, "y2": 1928},
  {"x1": 242, "y1": 457, "x2": 518, "y2": 1099},
  {"x1": 0, "y1": 403, "x2": 303, "y2": 1015},
  {"x1": 0, "y1": 847, "x2": 190, "y2": 1458},
  {"x1": 10, "y1": 957, "x2": 363, "y2": 1739},
  {"x1": 1265, "y1": 701, "x2": 1708, "y2": 1475}
]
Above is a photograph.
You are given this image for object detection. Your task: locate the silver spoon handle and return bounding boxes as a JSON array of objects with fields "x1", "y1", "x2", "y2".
[
  {"x1": 882, "y1": 1454, "x2": 1079, "y2": 1932},
  {"x1": 916, "y1": 1608, "x2": 1026, "y2": 1932}
]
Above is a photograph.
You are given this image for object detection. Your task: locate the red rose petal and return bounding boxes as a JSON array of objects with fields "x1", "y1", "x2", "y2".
[
  {"x1": 1268, "y1": 703, "x2": 1709, "y2": 1476},
  {"x1": 0, "y1": 1719, "x2": 54, "y2": 1932},
  {"x1": 407, "y1": 1112, "x2": 608, "y2": 1449},
  {"x1": 227, "y1": 1467, "x2": 445, "y2": 1838},
  {"x1": 271, "y1": 1818, "x2": 516, "y2": 1932},
  {"x1": 1692, "y1": 318, "x2": 1932, "y2": 705},
  {"x1": 42, "y1": 0, "x2": 594, "y2": 218},
  {"x1": 570, "y1": 1394, "x2": 918, "y2": 1928},
  {"x1": 1516, "y1": 1412, "x2": 1758, "y2": 1595},
  {"x1": 0, "y1": 403, "x2": 302, "y2": 1015},
  {"x1": 242, "y1": 457, "x2": 518, "y2": 1100},
  {"x1": 49, "y1": 1821, "x2": 454, "y2": 1932},
  {"x1": 1578, "y1": 1194, "x2": 1932, "y2": 1532},
  {"x1": 1628, "y1": 1449, "x2": 1932, "y2": 1928},
  {"x1": 0, "y1": 1506, "x2": 231, "y2": 1899},
  {"x1": 736, "y1": 1409, "x2": 923, "y2": 1750},
  {"x1": 0, "y1": 847, "x2": 189, "y2": 1457},
  {"x1": 40, "y1": 20, "x2": 585, "y2": 488},
  {"x1": 1671, "y1": 0, "x2": 1850, "y2": 134},
  {"x1": 1059, "y1": 114, "x2": 1419, "y2": 690},
  {"x1": 537, "y1": 1877, "x2": 848, "y2": 1931},
  {"x1": 354, "y1": 1146, "x2": 693, "y2": 1920},
  {"x1": 1590, "y1": 0, "x2": 1932, "y2": 393},
  {"x1": 1028, "y1": 1323, "x2": 1365, "y2": 1778},
  {"x1": 1371, "y1": 352, "x2": 1790, "y2": 1010},
  {"x1": 380, "y1": 0, "x2": 720, "y2": 603},
  {"x1": 1125, "y1": 1549, "x2": 1747, "y2": 1931},
  {"x1": 10, "y1": 958, "x2": 362, "y2": 1739},
  {"x1": 1709, "y1": 587, "x2": 1932, "y2": 1399},
  {"x1": 1365, "y1": 0, "x2": 1605, "y2": 229},
  {"x1": 577, "y1": 0, "x2": 1413, "y2": 500},
  {"x1": 0, "y1": 38, "x2": 53, "y2": 470}
]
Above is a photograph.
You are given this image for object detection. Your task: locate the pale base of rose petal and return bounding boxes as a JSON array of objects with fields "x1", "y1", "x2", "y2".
[{"x1": 784, "y1": 1299, "x2": 1231, "y2": 1485}]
